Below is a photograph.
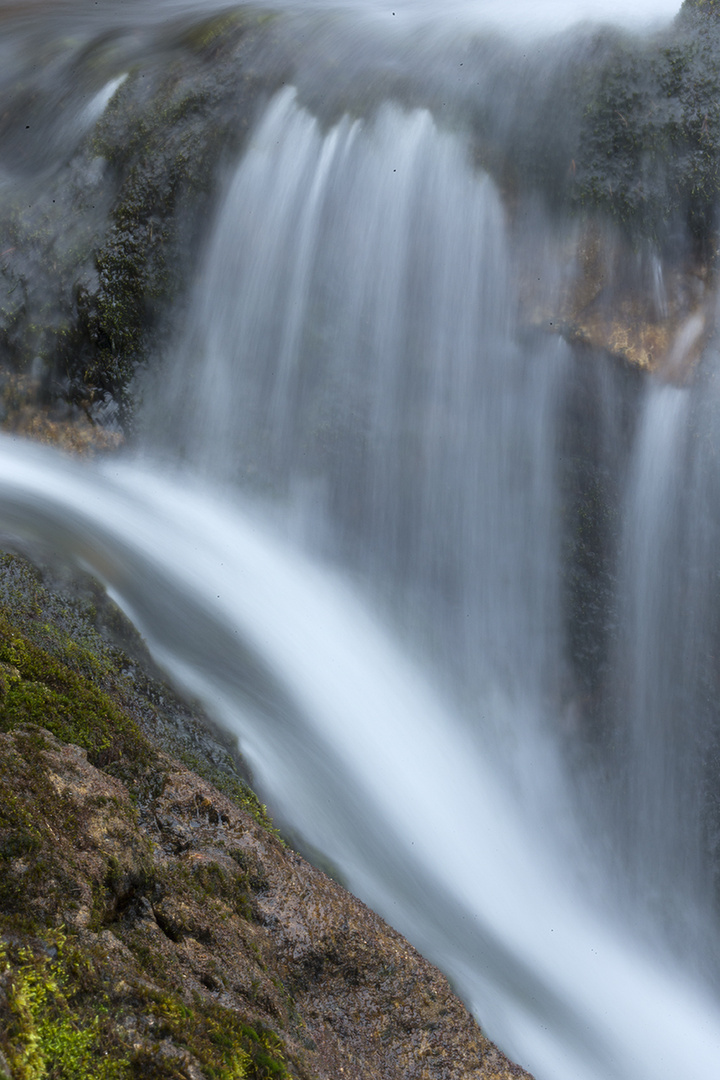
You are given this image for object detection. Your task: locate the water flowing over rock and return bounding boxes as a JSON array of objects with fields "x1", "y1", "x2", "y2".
[
  {"x1": 4, "y1": 1, "x2": 720, "y2": 1080},
  {"x1": 0, "y1": 548, "x2": 530, "y2": 1078},
  {"x1": 0, "y1": 722, "x2": 530, "y2": 1079},
  {"x1": 1, "y1": 0, "x2": 719, "y2": 421}
]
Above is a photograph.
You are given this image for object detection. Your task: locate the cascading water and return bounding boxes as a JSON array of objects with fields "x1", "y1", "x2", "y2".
[
  {"x1": 3, "y1": 0, "x2": 720, "y2": 1078},
  {"x1": 150, "y1": 87, "x2": 570, "y2": 727}
]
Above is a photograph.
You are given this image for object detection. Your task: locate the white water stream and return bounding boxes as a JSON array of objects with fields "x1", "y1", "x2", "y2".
[
  {"x1": 6, "y1": 0, "x2": 720, "y2": 1078},
  {"x1": 2, "y1": 437, "x2": 720, "y2": 1080}
]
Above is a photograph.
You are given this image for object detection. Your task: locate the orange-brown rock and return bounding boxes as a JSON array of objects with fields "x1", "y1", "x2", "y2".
[
  {"x1": 0, "y1": 370, "x2": 123, "y2": 457},
  {"x1": 520, "y1": 218, "x2": 715, "y2": 380}
]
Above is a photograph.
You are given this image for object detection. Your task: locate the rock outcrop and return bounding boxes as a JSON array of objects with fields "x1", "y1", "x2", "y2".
[
  {"x1": 2, "y1": 0, "x2": 720, "y2": 441},
  {"x1": 0, "y1": 11, "x2": 288, "y2": 433},
  {"x1": 0, "y1": 726, "x2": 529, "y2": 1080},
  {"x1": 0, "y1": 552, "x2": 532, "y2": 1079},
  {"x1": 518, "y1": 219, "x2": 715, "y2": 378}
]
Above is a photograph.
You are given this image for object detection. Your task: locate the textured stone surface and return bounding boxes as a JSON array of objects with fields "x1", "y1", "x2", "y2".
[{"x1": 0, "y1": 723, "x2": 532, "y2": 1079}]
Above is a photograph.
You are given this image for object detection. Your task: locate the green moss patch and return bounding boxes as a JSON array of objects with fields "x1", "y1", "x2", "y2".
[
  {"x1": 0, "y1": 934, "x2": 130, "y2": 1080},
  {"x1": 0, "y1": 553, "x2": 296, "y2": 1078},
  {"x1": 0, "y1": 553, "x2": 276, "y2": 833},
  {"x1": 0, "y1": 609, "x2": 153, "y2": 769},
  {"x1": 0, "y1": 932, "x2": 290, "y2": 1080}
]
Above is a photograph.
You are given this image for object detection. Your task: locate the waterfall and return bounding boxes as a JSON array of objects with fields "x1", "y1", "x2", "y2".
[
  {"x1": 4, "y1": 438, "x2": 720, "y2": 1080},
  {"x1": 3, "y1": 0, "x2": 720, "y2": 1078},
  {"x1": 147, "y1": 88, "x2": 569, "y2": 725}
]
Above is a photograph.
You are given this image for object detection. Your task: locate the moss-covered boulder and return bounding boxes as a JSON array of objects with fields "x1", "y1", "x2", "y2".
[{"x1": 0, "y1": 551, "x2": 270, "y2": 825}]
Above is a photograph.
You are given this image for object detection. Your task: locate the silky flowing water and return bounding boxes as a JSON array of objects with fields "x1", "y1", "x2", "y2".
[{"x1": 1, "y1": 0, "x2": 719, "y2": 1077}]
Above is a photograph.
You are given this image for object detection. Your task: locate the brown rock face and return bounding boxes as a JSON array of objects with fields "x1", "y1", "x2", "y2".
[
  {"x1": 558, "y1": 226, "x2": 712, "y2": 378},
  {"x1": 0, "y1": 724, "x2": 532, "y2": 1080},
  {"x1": 518, "y1": 215, "x2": 714, "y2": 381}
]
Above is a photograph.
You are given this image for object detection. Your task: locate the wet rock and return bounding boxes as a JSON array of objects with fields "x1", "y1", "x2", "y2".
[
  {"x1": 520, "y1": 218, "x2": 715, "y2": 377},
  {"x1": 0, "y1": 11, "x2": 286, "y2": 427},
  {"x1": 0, "y1": 548, "x2": 533, "y2": 1079},
  {"x1": 0, "y1": 725, "x2": 532, "y2": 1080}
]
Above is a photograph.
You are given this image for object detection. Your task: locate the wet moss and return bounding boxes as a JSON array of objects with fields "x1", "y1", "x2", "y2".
[
  {"x1": 139, "y1": 988, "x2": 290, "y2": 1079},
  {"x1": 0, "y1": 553, "x2": 121, "y2": 685},
  {"x1": 0, "y1": 934, "x2": 132, "y2": 1080},
  {"x1": 177, "y1": 750, "x2": 280, "y2": 839},
  {"x1": 0, "y1": 9, "x2": 280, "y2": 427},
  {"x1": 681, "y1": 0, "x2": 720, "y2": 18},
  {"x1": 175, "y1": 10, "x2": 250, "y2": 55},
  {"x1": 0, "y1": 610, "x2": 154, "y2": 769},
  {"x1": 154, "y1": 853, "x2": 259, "y2": 931},
  {"x1": 75, "y1": 15, "x2": 267, "y2": 415},
  {"x1": 0, "y1": 552, "x2": 275, "y2": 834},
  {"x1": 0, "y1": 713, "x2": 292, "y2": 1078},
  {"x1": 0, "y1": 931, "x2": 290, "y2": 1080},
  {"x1": 573, "y1": 15, "x2": 720, "y2": 252},
  {"x1": 0, "y1": 723, "x2": 144, "y2": 931}
]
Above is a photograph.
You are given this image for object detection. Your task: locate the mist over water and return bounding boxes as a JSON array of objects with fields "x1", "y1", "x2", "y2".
[
  {"x1": 2, "y1": 0, "x2": 720, "y2": 1078},
  {"x1": 0, "y1": 0, "x2": 683, "y2": 31}
]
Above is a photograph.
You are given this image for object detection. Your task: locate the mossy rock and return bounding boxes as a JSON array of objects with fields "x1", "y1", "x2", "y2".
[
  {"x1": 0, "y1": 617, "x2": 153, "y2": 768},
  {"x1": 0, "y1": 550, "x2": 274, "y2": 832},
  {"x1": 0, "y1": 11, "x2": 284, "y2": 429},
  {"x1": 0, "y1": 928, "x2": 290, "y2": 1080},
  {"x1": 0, "y1": 544, "x2": 533, "y2": 1080},
  {"x1": 0, "y1": 716, "x2": 526, "y2": 1080},
  {"x1": 680, "y1": 0, "x2": 720, "y2": 18},
  {"x1": 571, "y1": 21, "x2": 720, "y2": 251}
]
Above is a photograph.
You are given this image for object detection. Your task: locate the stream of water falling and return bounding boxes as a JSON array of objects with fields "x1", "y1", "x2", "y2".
[{"x1": 6, "y1": 0, "x2": 720, "y2": 1078}]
